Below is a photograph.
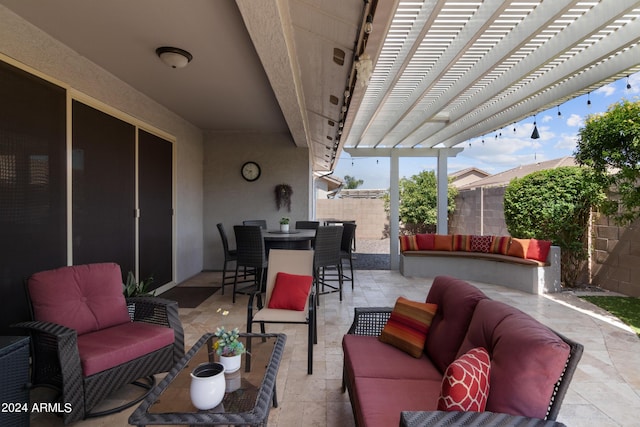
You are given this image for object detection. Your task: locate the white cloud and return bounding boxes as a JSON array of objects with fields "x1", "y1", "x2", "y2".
[
  {"x1": 596, "y1": 83, "x2": 616, "y2": 97},
  {"x1": 541, "y1": 114, "x2": 554, "y2": 123},
  {"x1": 566, "y1": 114, "x2": 583, "y2": 127},
  {"x1": 554, "y1": 134, "x2": 578, "y2": 151}
]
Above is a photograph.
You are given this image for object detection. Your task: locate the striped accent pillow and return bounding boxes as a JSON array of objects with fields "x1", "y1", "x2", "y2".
[
  {"x1": 453, "y1": 234, "x2": 472, "y2": 251},
  {"x1": 490, "y1": 236, "x2": 511, "y2": 254},
  {"x1": 379, "y1": 297, "x2": 438, "y2": 358},
  {"x1": 399, "y1": 235, "x2": 418, "y2": 252}
]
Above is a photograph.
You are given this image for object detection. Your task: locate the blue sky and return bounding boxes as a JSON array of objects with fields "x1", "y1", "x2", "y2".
[{"x1": 334, "y1": 72, "x2": 640, "y2": 189}]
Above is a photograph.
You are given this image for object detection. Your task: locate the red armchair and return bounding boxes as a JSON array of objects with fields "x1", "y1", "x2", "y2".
[{"x1": 13, "y1": 262, "x2": 184, "y2": 424}]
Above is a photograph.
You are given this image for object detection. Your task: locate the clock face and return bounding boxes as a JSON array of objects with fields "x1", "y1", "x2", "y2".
[{"x1": 241, "y1": 161, "x2": 261, "y2": 182}]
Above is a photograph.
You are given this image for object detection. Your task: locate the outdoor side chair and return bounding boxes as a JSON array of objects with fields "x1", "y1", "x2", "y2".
[
  {"x1": 313, "y1": 225, "x2": 344, "y2": 301},
  {"x1": 217, "y1": 222, "x2": 238, "y2": 295},
  {"x1": 233, "y1": 225, "x2": 268, "y2": 303}
]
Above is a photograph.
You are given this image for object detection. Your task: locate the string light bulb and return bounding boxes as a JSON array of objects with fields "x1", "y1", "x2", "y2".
[
  {"x1": 587, "y1": 92, "x2": 591, "y2": 107},
  {"x1": 627, "y1": 75, "x2": 632, "y2": 90},
  {"x1": 557, "y1": 105, "x2": 562, "y2": 117}
]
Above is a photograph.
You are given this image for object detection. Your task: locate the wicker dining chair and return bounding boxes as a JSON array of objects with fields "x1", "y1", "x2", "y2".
[
  {"x1": 340, "y1": 222, "x2": 357, "y2": 290},
  {"x1": 313, "y1": 225, "x2": 344, "y2": 301},
  {"x1": 295, "y1": 220, "x2": 320, "y2": 230},
  {"x1": 216, "y1": 223, "x2": 238, "y2": 295},
  {"x1": 242, "y1": 219, "x2": 267, "y2": 229},
  {"x1": 233, "y1": 225, "x2": 268, "y2": 303}
]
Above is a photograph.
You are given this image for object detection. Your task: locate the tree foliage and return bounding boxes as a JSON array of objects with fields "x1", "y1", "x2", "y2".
[
  {"x1": 384, "y1": 170, "x2": 458, "y2": 234},
  {"x1": 504, "y1": 167, "x2": 606, "y2": 287},
  {"x1": 343, "y1": 175, "x2": 364, "y2": 189},
  {"x1": 575, "y1": 99, "x2": 640, "y2": 224}
]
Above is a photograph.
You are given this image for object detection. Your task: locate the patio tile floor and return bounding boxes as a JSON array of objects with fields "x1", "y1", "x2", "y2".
[{"x1": 29, "y1": 270, "x2": 640, "y2": 426}]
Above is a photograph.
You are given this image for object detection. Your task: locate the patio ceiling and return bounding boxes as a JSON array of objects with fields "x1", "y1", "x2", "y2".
[{"x1": 341, "y1": 0, "x2": 640, "y2": 158}]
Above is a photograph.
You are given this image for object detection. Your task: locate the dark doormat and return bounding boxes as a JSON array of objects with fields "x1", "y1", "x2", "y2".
[
  {"x1": 159, "y1": 286, "x2": 220, "y2": 308},
  {"x1": 352, "y1": 253, "x2": 390, "y2": 270}
]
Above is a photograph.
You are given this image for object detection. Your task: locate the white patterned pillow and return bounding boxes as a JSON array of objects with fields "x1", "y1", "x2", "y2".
[{"x1": 437, "y1": 347, "x2": 491, "y2": 412}]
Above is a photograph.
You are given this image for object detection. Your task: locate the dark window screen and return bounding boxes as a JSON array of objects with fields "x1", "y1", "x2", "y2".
[
  {"x1": 139, "y1": 130, "x2": 173, "y2": 289},
  {"x1": 0, "y1": 61, "x2": 66, "y2": 334},
  {"x1": 72, "y1": 101, "x2": 135, "y2": 276}
]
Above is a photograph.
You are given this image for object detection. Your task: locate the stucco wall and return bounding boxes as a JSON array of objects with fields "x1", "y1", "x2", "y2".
[
  {"x1": 0, "y1": 5, "x2": 204, "y2": 283},
  {"x1": 203, "y1": 132, "x2": 311, "y2": 270}
]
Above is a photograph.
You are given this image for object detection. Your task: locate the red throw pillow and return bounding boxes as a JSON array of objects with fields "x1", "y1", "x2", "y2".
[
  {"x1": 507, "y1": 238, "x2": 530, "y2": 259},
  {"x1": 399, "y1": 235, "x2": 418, "y2": 252},
  {"x1": 490, "y1": 236, "x2": 511, "y2": 255},
  {"x1": 437, "y1": 347, "x2": 491, "y2": 412},
  {"x1": 526, "y1": 239, "x2": 552, "y2": 262},
  {"x1": 268, "y1": 272, "x2": 313, "y2": 311},
  {"x1": 416, "y1": 234, "x2": 435, "y2": 250},
  {"x1": 453, "y1": 235, "x2": 471, "y2": 251},
  {"x1": 379, "y1": 297, "x2": 438, "y2": 358},
  {"x1": 470, "y1": 235, "x2": 493, "y2": 253}
]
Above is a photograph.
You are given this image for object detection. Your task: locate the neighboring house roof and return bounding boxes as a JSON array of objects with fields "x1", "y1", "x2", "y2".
[
  {"x1": 457, "y1": 156, "x2": 578, "y2": 190},
  {"x1": 450, "y1": 167, "x2": 491, "y2": 188},
  {"x1": 315, "y1": 172, "x2": 343, "y2": 192}
]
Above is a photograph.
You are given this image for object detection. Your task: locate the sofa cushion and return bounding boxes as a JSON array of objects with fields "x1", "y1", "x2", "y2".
[
  {"x1": 28, "y1": 263, "x2": 131, "y2": 335},
  {"x1": 379, "y1": 297, "x2": 437, "y2": 358},
  {"x1": 433, "y1": 234, "x2": 453, "y2": 251},
  {"x1": 268, "y1": 272, "x2": 312, "y2": 311},
  {"x1": 399, "y1": 235, "x2": 418, "y2": 252},
  {"x1": 77, "y1": 321, "x2": 175, "y2": 376},
  {"x1": 526, "y1": 238, "x2": 552, "y2": 262},
  {"x1": 507, "y1": 238, "x2": 530, "y2": 258},
  {"x1": 437, "y1": 347, "x2": 491, "y2": 412},
  {"x1": 452, "y1": 234, "x2": 471, "y2": 251},
  {"x1": 353, "y1": 377, "x2": 441, "y2": 427},
  {"x1": 416, "y1": 233, "x2": 435, "y2": 250},
  {"x1": 470, "y1": 235, "x2": 493, "y2": 253},
  {"x1": 457, "y1": 299, "x2": 571, "y2": 419},
  {"x1": 343, "y1": 335, "x2": 443, "y2": 381},
  {"x1": 425, "y1": 276, "x2": 488, "y2": 373}
]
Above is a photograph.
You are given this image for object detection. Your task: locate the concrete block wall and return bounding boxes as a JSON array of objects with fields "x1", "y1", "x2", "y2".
[
  {"x1": 449, "y1": 187, "x2": 508, "y2": 236},
  {"x1": 316, "y1": 198, "x2": 387, "y2": 239}
]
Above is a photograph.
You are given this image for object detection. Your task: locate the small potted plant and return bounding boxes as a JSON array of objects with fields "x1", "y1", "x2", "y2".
[
  {"x1": 279, "y1": 217, "x2": 290, "y2": 232},
  {"x1": 213, "y1": 327, "x2": 246, "y2": 373}
]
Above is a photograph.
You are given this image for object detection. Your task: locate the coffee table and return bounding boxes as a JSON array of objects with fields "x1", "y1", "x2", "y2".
[{"x1": 128, "y1": 332, "x2": 286, "y2": 426}]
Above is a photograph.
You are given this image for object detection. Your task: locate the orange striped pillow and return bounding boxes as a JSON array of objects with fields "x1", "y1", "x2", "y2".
[
  {"x1": 399, "y1": 235, "x2": 418, "y2": 252},
  {"x1": 379, "y1": 297, "x2": 438, "y2": 358},
  {"x1": 490, "y1": 236, "x2": 511, "y2": 254},
  {"x1": 453, "y1": 235, "x2": 472, "y2": 251}
]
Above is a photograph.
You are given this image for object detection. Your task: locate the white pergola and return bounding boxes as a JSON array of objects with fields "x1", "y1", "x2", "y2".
[{"x1": 340, "y1": 0, "x2": 640, "y2": 267}]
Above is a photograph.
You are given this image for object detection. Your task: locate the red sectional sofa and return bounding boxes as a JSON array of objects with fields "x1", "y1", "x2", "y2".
[{"x1": 341, "y1": 276, "x2": 583, "y2": 427}]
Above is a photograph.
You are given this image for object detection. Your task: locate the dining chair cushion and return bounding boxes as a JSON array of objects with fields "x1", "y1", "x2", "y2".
[
  {"x1": 28, "y1": 262, "x2": 131, "y2": 335},
  {"x1": 268, "y1": 272, "x2": 313, "y2": 311},
  {"x1": 77, "y1": 321, "x2": 175, "y2": 376},
  {"x1": 379, "y1": 297, "x2": 438, "y2": 358},
  {"x1": 437, "y1": 347, "x2": 491, "y2": 412}
]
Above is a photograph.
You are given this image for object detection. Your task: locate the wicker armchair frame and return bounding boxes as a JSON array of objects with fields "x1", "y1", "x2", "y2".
[
  {"x1": 14, "y1": 296, "x2": 184, "y2": 424},
  {"x1": 342, "y1": 307, "x2": 583, "y2": 422}
]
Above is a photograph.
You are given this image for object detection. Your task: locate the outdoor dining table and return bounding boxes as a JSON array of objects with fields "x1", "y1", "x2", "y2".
[{"x1": 262, "y1": 228, "x2": 316, "y2": 251}]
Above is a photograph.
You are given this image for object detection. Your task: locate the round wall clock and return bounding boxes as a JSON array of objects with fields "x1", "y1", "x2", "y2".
[{"x1": 241, "y1": 161, "x2": 261, "y2": 182}]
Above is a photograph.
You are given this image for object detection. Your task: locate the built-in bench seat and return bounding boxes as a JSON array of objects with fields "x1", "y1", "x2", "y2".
[{"x1": 398, "y1": 234, "x2": 561, "y2": 294}]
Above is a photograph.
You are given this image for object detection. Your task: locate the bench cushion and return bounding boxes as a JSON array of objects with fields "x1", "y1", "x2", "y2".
[
  {"x1": 457, "y1": 299, "x2": 570, "y2": 419},
  {"x1": 425, "y1": 276, "x2": 488, "y2": 373},
  {"x1": 353, "y1": 377, "x2": 441, "y2": 427},
  {"x1": 77, "y1": 322, "x2": 175, "y2": 376},
  {"x1": 28, "y1": 263, "x2": 131, "y2": 335}
]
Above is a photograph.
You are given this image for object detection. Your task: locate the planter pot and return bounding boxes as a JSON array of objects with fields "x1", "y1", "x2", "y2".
[
  {"x1": 280, "y1": 224, "x2": 289, "y2": 232},
  {"x1": 219, "y1": 354, "x2": 241, "y2": 373},
  {"x1": 190, "y1": 362, "x2": 226, "y2": 410}
]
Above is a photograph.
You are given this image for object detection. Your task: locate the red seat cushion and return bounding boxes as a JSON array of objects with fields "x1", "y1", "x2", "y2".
[
  {"x1": 28, "y1": 263, "x2": 130, "y2": 335},
  {"x1": 437, "y1": 347, "x2": 491, "y2": 412},
  {"x1": 268, "y1": 272, "x2": 313, "y2": 311},
  {"x1": 77, "y1": 322, "x2": 175, "y2": 376}
]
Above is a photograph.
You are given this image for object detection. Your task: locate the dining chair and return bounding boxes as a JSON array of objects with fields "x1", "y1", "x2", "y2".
[
  {"x1": 313, "y1": 225, "x2": 344, "y2": 301},
  {"x1": 295, "y1": 220, "x2": 320, "y2": 230},
  {"x1": 243, "y1": 219, "x2": 267, "y2": 229},
  {"x1": 216, "y1": 223, "x2": 238, "y2": 296},
  {"x1": 246, "y1": 249, "x2": 316, "y2": 374},
  {"x1": 340, "y1": 222, "x2": 357, "y2": 289},
  {"x1": 233, "y1": 225, "x2": 268, "y2": 304}
]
